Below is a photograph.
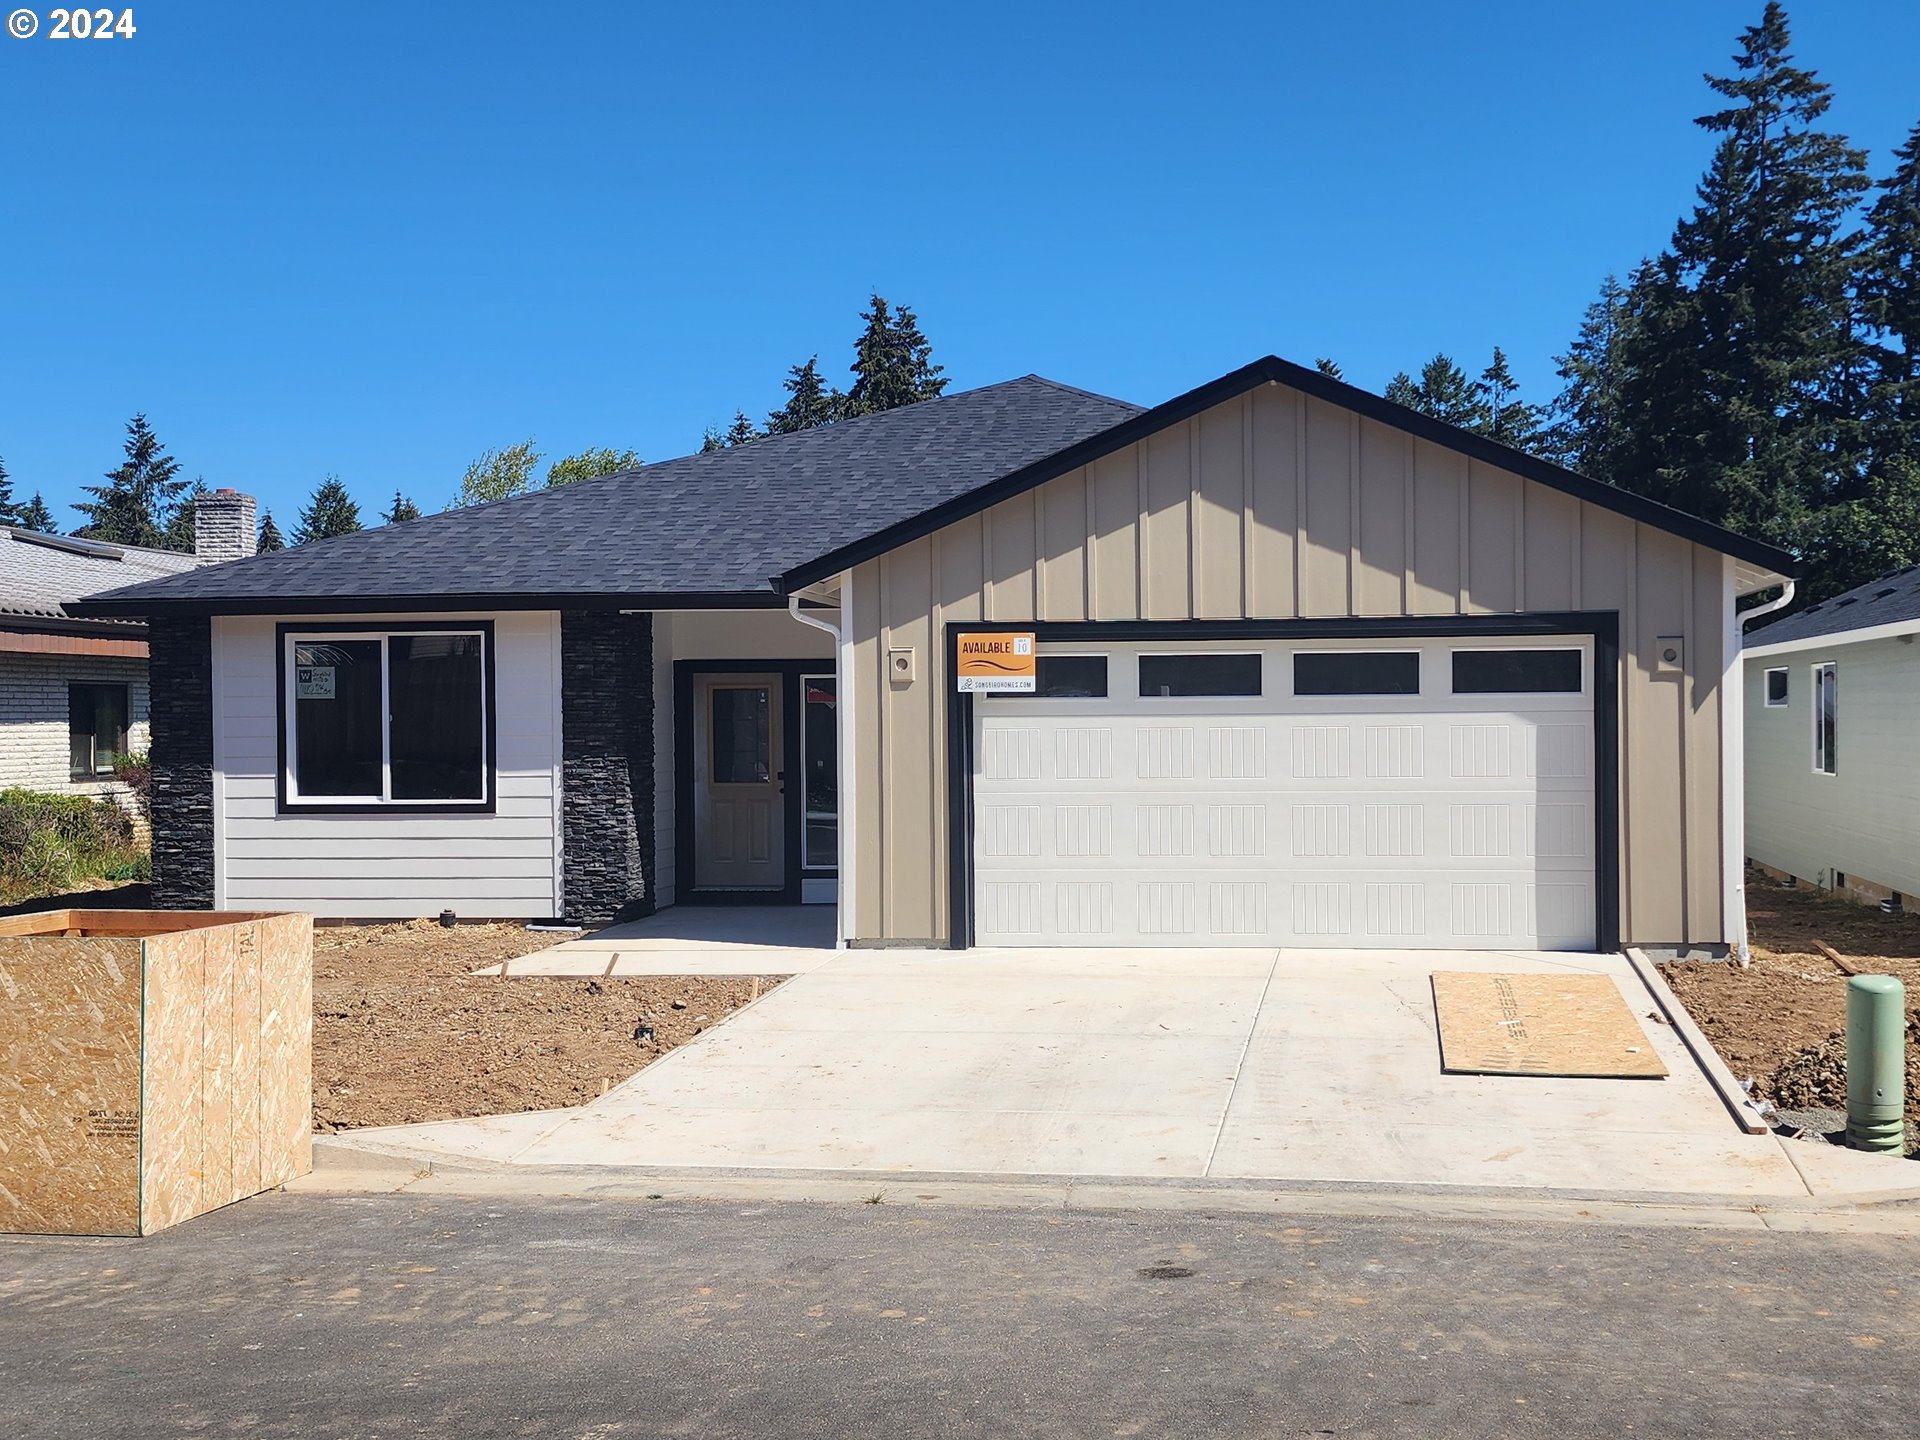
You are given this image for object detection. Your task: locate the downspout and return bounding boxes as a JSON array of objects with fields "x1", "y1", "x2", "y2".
[
  {"x1": 788, "y1": 586, "x2": 848, "y2": 945},
  {"x1": 1722, "y1": 578, "x2": 1796, "y2": 967}
]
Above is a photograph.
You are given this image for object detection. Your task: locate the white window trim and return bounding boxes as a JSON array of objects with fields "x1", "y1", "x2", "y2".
[
  {"x1": 1763, "y1": 666, "x2": 1788, "y2": 708},
  {"x1": 282, "y1": 627, "x2": 491, "y2": 807},
  {"x1": 1811, "y1": 661, "x2": 1837, "y2": 775}
]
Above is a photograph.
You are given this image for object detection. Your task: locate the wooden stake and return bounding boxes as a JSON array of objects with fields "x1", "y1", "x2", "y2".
[{"x1": 1813, "y1": 940, "x2": 1862, "y2": 977}]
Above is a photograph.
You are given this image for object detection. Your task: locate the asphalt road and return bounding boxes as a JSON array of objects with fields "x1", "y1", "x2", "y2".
[{"x1": 2, "y1": 1193, "x2": 1916, "y2": 1438}]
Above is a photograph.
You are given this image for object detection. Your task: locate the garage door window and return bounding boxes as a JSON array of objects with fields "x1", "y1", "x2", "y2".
[
  {"x1": 1451, "y1": 649, "x2": 1583, "y2": 694},
  {"x1": 1293, "y1": 651, "x2": 1420, "y2": 696},
  {"x1": 1138, "y1": 653, "x2": 1261, "y2": 698},
  {"x1": 1034, "y1": 655, "x2": 1108, "y2": 698}
]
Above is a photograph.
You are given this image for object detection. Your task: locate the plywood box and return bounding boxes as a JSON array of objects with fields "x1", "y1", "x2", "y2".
[{"x1": 0, "y1": 909, "x2": 312, "y2": 1236}]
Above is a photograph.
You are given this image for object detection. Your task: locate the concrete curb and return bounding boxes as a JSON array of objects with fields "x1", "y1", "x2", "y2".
[{"x1": 1626, "y1": 946, "x2": 1772, "y2": 1135}]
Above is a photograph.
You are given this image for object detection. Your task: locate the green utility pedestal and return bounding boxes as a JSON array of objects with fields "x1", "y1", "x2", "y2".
[{"x1": 1846, "y1": 975, "x2": 1906, "y2": 1154}]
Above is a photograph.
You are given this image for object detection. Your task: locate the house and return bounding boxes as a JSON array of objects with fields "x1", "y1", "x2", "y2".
[
  {"x1": 1, "y1": 490, "x2": 256, "y2": 808},
  {"x1": 1741, "y1": 563, "x2": 1920, "y2": 910},
  {"x1": 75, "y1": 358, "x2": 1796, "y2": 954}
]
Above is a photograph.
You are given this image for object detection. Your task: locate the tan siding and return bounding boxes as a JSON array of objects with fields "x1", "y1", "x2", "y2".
[{"x1": 848, "y1": 379, "x2": 1735, "y2": 948}]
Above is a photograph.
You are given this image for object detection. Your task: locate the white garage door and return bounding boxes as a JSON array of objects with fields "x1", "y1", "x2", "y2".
[{"x1": 971, "y1": 637, "x2": 1596, "y2": 949}]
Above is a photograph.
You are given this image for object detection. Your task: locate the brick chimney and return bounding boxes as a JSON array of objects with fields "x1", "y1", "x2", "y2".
[{"x1": 194, "y1": 488, "x2": 257, "y2": 563}]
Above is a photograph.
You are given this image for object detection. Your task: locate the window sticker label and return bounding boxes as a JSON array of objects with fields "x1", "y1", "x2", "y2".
[
  {"x1": 295, "y1": 665, "x2": 336, "y2": 700},
  {"x1": 957, "y1": 633, "x2": 1036, "y2": 692}
]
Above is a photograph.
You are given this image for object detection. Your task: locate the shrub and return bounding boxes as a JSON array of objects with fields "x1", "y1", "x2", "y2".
[
  {"x1": 0, "y1": 788, "x2": 148, "y2": 905},
  {"x1": 109, "y1": 750, "x2": 152, "y2": 827}
]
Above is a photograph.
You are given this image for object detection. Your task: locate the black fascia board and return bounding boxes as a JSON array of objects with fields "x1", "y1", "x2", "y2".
[{"x1": 775, "y1": 354, "x2": 1801, "y2": 591}]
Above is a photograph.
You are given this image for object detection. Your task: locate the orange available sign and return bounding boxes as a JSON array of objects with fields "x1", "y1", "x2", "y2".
[{"x1": 956, "y1": 632, "x2": 1036, "y2": 692}]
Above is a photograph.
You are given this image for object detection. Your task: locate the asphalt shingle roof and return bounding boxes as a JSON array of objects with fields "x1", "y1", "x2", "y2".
[
  {"x1": 1748, "y1": 563, "x2": 1920, "y2": 646},
  {"x1": 0, "y1": 527, "x2": 203, "y2": 625},
  {"x1": 80, "y1": 377, "x2": 1143, "y2": 613}
]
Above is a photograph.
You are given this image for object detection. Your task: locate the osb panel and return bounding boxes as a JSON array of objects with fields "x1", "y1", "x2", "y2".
[
  {"x1": 254, "y1": 912, "x2": 314, "y2": 1187},
  {"x1": 0, "y1": 937, "x2": 143, "y2": 1235},
  {"x1": 1431, "y1": 972, "x2": 1667, "y2": 1080},
  {"x1": 139, "y1": 929, "x2": 208, "y2": 1233}
]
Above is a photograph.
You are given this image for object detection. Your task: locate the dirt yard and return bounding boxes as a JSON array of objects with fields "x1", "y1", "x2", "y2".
[
  {"x1": 313, "y1": 921, "x2": 783, "y2": 1131},
  {"x1": 1662, "y1": 869, "x2": 1920, "y2": 1123}
]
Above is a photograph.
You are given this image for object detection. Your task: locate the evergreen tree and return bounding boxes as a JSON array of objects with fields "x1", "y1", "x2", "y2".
[
  {"x1": 1803, "y1": 455, "x2": 1920, "y2": 597},
  {"x1": 843, "y1": 294, "x2": 946, "y2": 417},
  {"x1": 1860, "y1": 120, "x2": 1920, "y2": 470},
  {"x1": 452, "y1": 441, "x2": 540, "y2": 508},
  {"x1": 765, "y1": 356, "x2": 843, "y2": 434},
  {"x1": 1475, "y1": 348, "x2": 1544, "y2": 451},
  {"x1": 162, "y1": 478, "x2": 208, "y2": 553},
  {"x1": 17, "y1": 492, "x2": 56, "y2": 533},
  {"x1": 383, "y1": 491, "x2": 422, "y2": 523},
  {"x1": 1547, "y1": 271, "x2": 1641, "y2": 478},
  {"x1": 545, "y1": 449, "x2": 640, "y2": 487},
  {"x1": 1383, "y1": 371, "x2": 1421, "y2": 409},
  {"x1": 699, "y1": 427, "x2": 725, "y2": 455},
  {"x1": 73, "y1": 414, "x2": 189, "y2": 548},
  {"x1": 1613, "y1": 2, "x2": 1869, "y2": 548},
  {"x1": 293, "y1": 477, "x2": 363, "y2": 544},
  {"x1": 0, "y1": 455, "x2": 21, "y2": 527},
  {"x1": 1389, "y1": 355, "x2": 1487, "y2": 429},
  {"x1": 724, "y1": 411, "x2": 759, "y2": 447},
  {"x1": 1313, "y1": 358, "x2": 1344, "y2": 381},
  {"x1": 256, "y1": 512, "x2": 285, "y2": 553}
]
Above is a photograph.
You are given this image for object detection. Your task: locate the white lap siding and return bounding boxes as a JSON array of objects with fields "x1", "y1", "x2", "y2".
[{"x1": 211, "y1": 612, "x2": 563, "y2": 919}]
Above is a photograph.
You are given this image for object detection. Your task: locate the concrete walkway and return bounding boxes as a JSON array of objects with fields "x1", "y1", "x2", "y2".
[
  {"x1": 482, "y1": 905, "x2": 838, "y2": 977},
  {"x1": 331, "y1": 946, "x2": 1920, "y2": 1206}
]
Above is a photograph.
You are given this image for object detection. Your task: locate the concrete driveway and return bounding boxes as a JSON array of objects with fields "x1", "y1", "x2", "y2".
[{"x1": 333, "y1": 947, "x2": 1917, "y2": 1203}]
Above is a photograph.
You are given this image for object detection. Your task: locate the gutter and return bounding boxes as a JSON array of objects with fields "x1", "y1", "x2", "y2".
[{"x1": 1738, "y1": 579, "x2": 1796, "y2": 633}]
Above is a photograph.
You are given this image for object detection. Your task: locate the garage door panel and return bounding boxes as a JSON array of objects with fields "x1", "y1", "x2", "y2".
[{"x1": 973, "y1": 637, "x2": 1598, "y2": 949}]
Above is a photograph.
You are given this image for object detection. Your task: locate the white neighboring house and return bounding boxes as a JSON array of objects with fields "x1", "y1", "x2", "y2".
[
  {"x1": 1743, "y1": 562, "x2": 1920, "y2": 909},
  {"x1": 0, "y1": 490, "x2": 256, "y2": 807}
]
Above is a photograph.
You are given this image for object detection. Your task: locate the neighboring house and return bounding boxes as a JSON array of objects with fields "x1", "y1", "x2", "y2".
[
  {"x1": 0, "y1": 489, "x2": 256, "y2": 808},
  {"x1": 1741, "y1": 564, "x2": 1920, "y2": 910},
  {"x1": 78, "y1": 359, "x2": 1795, "y2": 955}
]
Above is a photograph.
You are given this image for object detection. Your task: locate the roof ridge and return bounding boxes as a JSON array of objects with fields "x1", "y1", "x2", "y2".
[{"x1": 1018, "y1": 374, "x2": 1145, "y2": 412}]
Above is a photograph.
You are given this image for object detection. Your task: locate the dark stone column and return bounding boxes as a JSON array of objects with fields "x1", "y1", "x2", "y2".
[
  {"x1": 559, "y1": 611, "x2": 655, "y2": 926},
  {"x1": 147, "y1": 615, "x2": 215, "y2": 909}
]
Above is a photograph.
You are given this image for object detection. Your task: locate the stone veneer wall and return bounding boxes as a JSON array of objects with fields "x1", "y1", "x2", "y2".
[
  {"x1": 559, "y1": 611, "x2": 654, "y2": 926},
  {"x1": 147, "y1": 616, "x2": 215, "y2": 908}
]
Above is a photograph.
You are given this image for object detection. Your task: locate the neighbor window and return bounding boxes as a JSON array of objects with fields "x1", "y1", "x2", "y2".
[
  {"x1": 68, "y1": 682, "x2": 129, "y2": 780},
  {"x1": 1137, "y1": 653, "x2": 1261, "y2": 698},
  {"x1": 1812, "y1": 662, "x2": 1837, "y2": 775},
  {"x1": 1295, "y1": 651, "x2": 1420, "y2": 696},
  {"x1": 1764, "y1": 668, "x2": 1788, "y2": 707},
  {"x1": 284, "y1": 628, "x2": 490, "y2": 806}
]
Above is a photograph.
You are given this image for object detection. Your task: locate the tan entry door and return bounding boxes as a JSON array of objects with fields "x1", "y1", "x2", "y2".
[{"x1": 693, "y1": 674, "x2": 785, "y2": 889}]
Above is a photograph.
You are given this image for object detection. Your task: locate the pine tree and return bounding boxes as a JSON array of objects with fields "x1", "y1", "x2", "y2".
[
  {"x1": 0, "y1": 455, "x2": 21, "y2": 527},
  {"x1": 1475, "y1": 348, "x2": 1543, "y2": 451},
  {"x1": 700, "y1": 427, "x2": 725, "y2": 455},
  {"x1": 1383, "y1": 371, "x2": 1421, "y2": 409},
  {"x1": 765, "y1": 356, "x2": 843, "y2": 434},
  {"x1": 162, "y1": 478, "x2": 208, "y2": 553},
  {"x1": 1389, "y1": 355, "x2": 1487, "y2": 429},
  {"x1": 383, "y1": 491, "x2": 422, "y2": 523},
  {"x1": 545, "y1": 449, "x2": 639, "y2": 487},
  {"x1": 256, "y1": 512, "x2": 285, "y2": 553},
  {"x1": 293, "y1": 477, "x2": 362, "y2": 544},
  {"x1": 1547, "y1": 271, "x2": 1641, "y2": 478},
  {"x1": 17, "y1": 492, "x2": 56, "y2": 533},
  {"x1": 1314, "y1": 358, "x2": 1344, "y2": 381},
  {"x1": 843, "y1": 295, "x2": 947, "y2": 417},
  {"x1": 73, "y1": 414, "x2": 189, "y2": 548},
  {"x1": 724, "y1": 411, "x2": 759, "y2": 447},
  {"x1": 1860, "y1": 120, "x2": 1920, "y2": 470},
  {"x1": 1614, "y1": 2, "x2": 1870, "y2": 549}
]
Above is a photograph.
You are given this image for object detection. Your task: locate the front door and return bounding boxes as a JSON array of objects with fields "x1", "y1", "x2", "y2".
[{"x1": 693, "y1": 673, "x2": 786, "y2": 890}]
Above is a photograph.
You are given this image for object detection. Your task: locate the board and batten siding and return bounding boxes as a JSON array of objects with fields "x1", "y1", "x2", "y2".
[
  {"x1": 1744, "y1": 637, "x2": 1920, "y2": 899},
  {"x1": 210, "y1": 612, "x2": 563, "y2": 919},
  {"x1": 848, "y1": 380, "x2": 1732, "y2": 947}
]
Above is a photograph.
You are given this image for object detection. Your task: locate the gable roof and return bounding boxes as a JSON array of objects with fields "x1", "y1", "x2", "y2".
[
  {"x1": 1, "y1": 526, "x2": 203, "y2": 632},
  {"x1": 75, "y1": 376, "x2": 1142, "y2": 616},
  {"x1": 1743, "y1": 562, "x2": 1920, "y2": 653},
  {"x1": 776, "y1": 355, "x2": 1800, "y2": 592}
]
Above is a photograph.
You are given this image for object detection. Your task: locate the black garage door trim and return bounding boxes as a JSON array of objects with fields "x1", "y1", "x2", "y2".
[{"x1": 943, "y1": 612, "x2": 1622, "y2": 952}]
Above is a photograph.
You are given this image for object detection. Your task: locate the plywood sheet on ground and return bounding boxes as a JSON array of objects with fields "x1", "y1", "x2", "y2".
[{"x1": 1431, "y1": 971, "x2": 1668, "y2": 1079}]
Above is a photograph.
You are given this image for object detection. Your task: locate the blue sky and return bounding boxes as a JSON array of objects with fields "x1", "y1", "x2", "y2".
[{"x1": 3, "y1": 2, "x2": 1917, "y2": 532}]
